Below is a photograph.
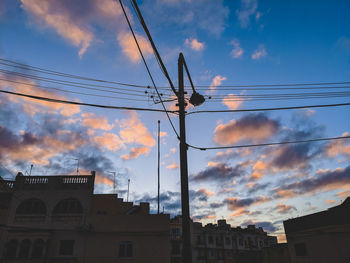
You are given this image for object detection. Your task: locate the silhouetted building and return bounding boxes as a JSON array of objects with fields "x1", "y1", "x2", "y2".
[
  {"x1": 0, "y1": 172, "x2": 170, "y2": 262},
  {"x1": 283, "y1": 197, "x2": 350, "y2": 263},
  {"x1": 170, "y1": 216, "x2": 278, "y2": 263}
]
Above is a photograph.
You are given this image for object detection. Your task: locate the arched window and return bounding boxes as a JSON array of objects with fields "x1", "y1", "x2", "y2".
[
  {"x1": 31, "y1": 239, "x2": 45, "y2": 259},
  {"x1": 53, "y1": 198, "x2": 83, "y2": 214},
  {"x1": 16, "y1": 198, "x2": 46, "y2": 215},
  {"x1": 4, "y1": 239, "x2": 18, "y2": 259},
  {"x1": 18, "y1": 239, "x2": 31, "y2": 259}
]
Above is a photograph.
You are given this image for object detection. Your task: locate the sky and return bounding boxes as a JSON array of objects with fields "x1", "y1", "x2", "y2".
[{"x1": 0, "y1": 0, "x2": 350, "y2": 242}]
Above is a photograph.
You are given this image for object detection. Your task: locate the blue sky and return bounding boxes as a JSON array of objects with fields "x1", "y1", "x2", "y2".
[{"x1": 0, "y1": 0, "x2": 350, "y2": 241}]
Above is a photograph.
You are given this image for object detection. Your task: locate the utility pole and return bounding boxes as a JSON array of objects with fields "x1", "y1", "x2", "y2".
[
  {"x1": 178, "y1": 53, "x2": 192, "y2": 263},
  {"x1": 158, "y1": 120, "x2": 161, "y2": 214}
]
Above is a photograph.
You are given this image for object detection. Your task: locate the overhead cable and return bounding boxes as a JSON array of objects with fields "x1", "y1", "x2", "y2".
[
  {"x1": 186, "y1": 102, "x2": 350, "y2": 115},
  {"x1": 0, "y1": 89, "x2": 178, "y2": 114},
  {"x1": 119, "y1": 0, "x2": 180, "y2": 138},
  {"x1": 187, "y1": 135, "x2": 350, "y2": 151}
]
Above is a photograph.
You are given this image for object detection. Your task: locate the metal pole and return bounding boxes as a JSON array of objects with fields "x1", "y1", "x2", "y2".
[
  {"x1": 178, "y1": 52, "x2": 192, "y2": 263},
  {"x1": 158, "y1": 120, "x2": 161, "y2": 214},
  {"x1": 127, "y1": 179, "x2": 130, "y2": 202}
]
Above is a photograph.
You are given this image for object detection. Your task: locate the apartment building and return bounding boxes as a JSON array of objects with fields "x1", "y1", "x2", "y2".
[
  {"x1": 170, "y1": 216, "x2": 278, "y2": 263},
  {"x1": 0, "y1": 172, "x2": 170, "y2": 263},
  {"x1": 283, "y1": 197, "x2": 350, "y2": 263}
]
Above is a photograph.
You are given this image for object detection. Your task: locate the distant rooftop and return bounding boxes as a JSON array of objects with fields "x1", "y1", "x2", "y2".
[{"x1": 284, "y1": 197, "x2": 350, "y2": 234}]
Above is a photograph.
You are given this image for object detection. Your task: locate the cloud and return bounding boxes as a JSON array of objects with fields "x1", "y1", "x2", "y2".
[
  {"x1": 121, "y1": 147, "x2": 150, "y2": 160},
  {"x1": 323, "y1": 133, "x2": 350, "y2": 158},
  {"x1": 119, "y1": 111, "x2": 156, "y2": 147},
  {"x1": 230, "y1": 39, "x2": 244, "y2": 58},
  {"x1": 213, "y1": 113, "x2": 279, "y2": 145},
  {"x1": 92, "y1": 132, "x2": 123, "y2": 151},
  {"x1": 185, "y1": 38, "x2": 204, "y2": 51},
  {"x1": 242, "y1": 219, "x2": 278, "y2": 233},
  {"x1": 222, "y1": 94, "x2": 243, "y2": 110},
  {"x1": 81, "y1": 112, "x2": 114, "y2": 131},
  {"x1": 224, "y1": 196, "x2": 270, "y2": 211},
  {"x1": 192, "y1": 213, "x2": 216, "y2": 221},
  {"x1": 142, "y1": 0, "x2": 229, "y2": 36},
  {"x1": 207, "y1": 75, "x2": 226, "y2": 94},
  {"x1": 20, "y1": 0, "x2": 94, "y2": 57},
  {"x1": 273, "y1": 203, "x2": 297, "y2": 214},
  {"x1": 251, "y1": 44, "x2": 267, "y2": 60},
  {"x1": 117, "y1": 31, "x2": 153, "y2": 63},
  {"x1": 191, "y1": 162, "x2": 245, "y2": 182},
  {"x1": 166, "y1": 163, "x2": 179, "y2": 170},
  {"x1": 236, "y1": 0, "x2": 258, "y2": 28},
  {"x1": 273, "y1": 165, "x2": 350, "y2": 199},
  {"x1": 0, "y1": 73, "x2": 80, "y2": 116}
]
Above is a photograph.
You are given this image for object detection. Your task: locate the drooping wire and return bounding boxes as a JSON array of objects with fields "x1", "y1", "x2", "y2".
[
  {"x1": 0, "y1": 89, "x2": 178, "y2": 114},
  {"x1": 118, "y1": 0, "x2": 180, "y2": 139},
  {"x1": 186, "y1": 102, "x2": 350, "y2": 115},
  {"x1": 187, "y1": 135, "x2": 350, "y2": 151}
]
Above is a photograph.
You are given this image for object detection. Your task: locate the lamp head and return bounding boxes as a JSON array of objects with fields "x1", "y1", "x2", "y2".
[{"x1": 189, "y1": 92, "x2": 205, "y2": 106}]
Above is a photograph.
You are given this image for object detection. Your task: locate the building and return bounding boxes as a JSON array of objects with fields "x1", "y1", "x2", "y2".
[
  {"x1": 283, "y1": 197, "x2": 350, "y2": 263},
  {"x1": 0, "y1": 172, "x2": 170, "y2": 262},
  {"x1": 170, "y1": 216, "x2": 278, "y2": 263}
]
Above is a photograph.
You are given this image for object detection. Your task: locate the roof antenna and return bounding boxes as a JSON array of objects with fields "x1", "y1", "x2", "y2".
[
  {"x1": 108, "y1": 171, "x2": 117, "y2": 194},
  {"x1": 71, "y1": 158, "x2": 79, "y2": 175},
  {"x1": 127, "y1": 179, "x2": 130, "y2": 202},
  {"x1": 29, "y1": 164, "x2": 33, "y2": 176}
]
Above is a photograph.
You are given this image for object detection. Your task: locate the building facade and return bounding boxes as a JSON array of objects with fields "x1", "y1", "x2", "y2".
[
  {"x1": 0, "y1": 172, "x2": 170, "y2": 263},
  {"x1": 283, "y1": 197, "x2": 350, "y2": 263},
  {"x1": 170, "y1": 216, "x2": 278, "y2": 263}
]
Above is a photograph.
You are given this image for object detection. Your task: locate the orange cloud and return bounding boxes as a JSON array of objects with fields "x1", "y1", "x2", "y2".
[
  {"x1": 326, "y1": 200, "x2": 336, "y2": 204},
  {"x1": 82, "y1": 112, "x2": 114, "y2": 131},
  {"x1": 275, "y1": 203, "x2": 296, "y2": 214},
  {"x1": 121, "y1": 147, "x2": 150, "y2": 160},
  {"x1": 119, "y1": 111, "x2": 155, "y2": 147},
  {"x1": 198, "y1": 188, "x2": 215, "y2": 197},
  {"x1": 213, "y1": 114, "x2": 279, "y2": 145},
  {"x1": 222, "y1": 94, "x2": 243, "y2": 110},
  {"x1": 230, "y1": 209, "x2": 251, "y2": 217},
  {"x1": 0, "y1": 74, "x2": 80, "y2": 116},
  {"x1": 324, "y1": 134, "x2": 350, "y2": 158},
  {"x1": 92, "y1": 132, "x2": 123, "y2": 151},
  {"x1": 166, "y1": 163, "x2": 179, "y2": 170},
  {"x1": 117, "y1": 31, "x2": 153, "y2": 63},
  {"x1": 207, "y1": 75, "x2": 226, "y2": 94},
  {"x1": 185, "y1": 38, "x2": 205, "y2": 51},
  {"x1": 20, "y1": 0, "x2": 93, "y2": 57}
]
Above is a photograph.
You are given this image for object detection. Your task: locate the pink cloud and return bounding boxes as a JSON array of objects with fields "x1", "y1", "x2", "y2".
[
  {"x1": 251, "y1": 44, "x2": 267, "y2": 60},
  {"x1": 185, "y1": 38, "x2": 205, "y2": 51},
  {"x1": 222, "y1": 94, "x2": 243, "y2": 110},
  {"x1": 121, "y1": 147, "x2": 150, "y2": 160},
  {"x1": 81, "y1": 112, "x2": 114, "y2": 131}
]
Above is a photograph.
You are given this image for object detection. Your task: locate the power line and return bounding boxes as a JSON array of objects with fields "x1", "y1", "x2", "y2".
[
  {"x1": 0, "y1": 78, "x2": 160, "y2": 102},
  {"x1": 0, "y1": 58, "x2": 150, "y2": 89},
  {"x1": 202, "y1": 95, "x2": 350, "y2": 102},
  {"x1": 186, "y1": 102, "x2": 350, "y2": 115},
  {"x1": 0, "y1": 89, "x2": 178, "y2": 114},
  {"x1": 181, "y1": 81, "x2": 350, "y2": 89},
  {"x1": 119, "y1": 0, "x2": 180, "y2": 139},
  {"x1": 187, "y1": 135, "x2": 350, "y2": 151},
  {"x1": 0, "y1": 68, "x2": 176, "y2": 97}
]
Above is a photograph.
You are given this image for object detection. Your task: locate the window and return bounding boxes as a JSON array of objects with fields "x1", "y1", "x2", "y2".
[
  {"x1": 59, "y1": 240, "x2": 75, "y2": 256},
  {"x1": 16, "y1": 199, "x2": 46, "y2": 215},
  {"x1": 4, "y1": 239, "x2": 18, "y2": 259},
  {"x1": 295, "y1": 243, "x2": 308, "y2": 257},
  {"x1": 53, "y1": 198, "x2": 83, "y2": 214},
  {"x1": 225, "y1": 237, "x2": 231, "y2": 245},
  {"x1": 119, "y1": 241, "x2": 133, "y2": 258},
  {"x1": 171, "y1": 228, "x2": 180, "y2": 238},
  {"x1": 226, "y1": 250, "x2": 232, "y2": 258},
  {"x1": 171, "y1": 241, "x2": 181, "y2": 254},
  {"x1": 238, "y1": 238, "x2": 243, "y2": 246},
  {"x1": 32, "y1": 239, "x2": 45, "y2": 259},
  {"x1": 208, "y1": 235, "x2": 213, "y2": 244},
  {"x1": 18, "y1": 239, "x2": 31, "y2": 259},
  {"x1": 208, "y1": 249, "x2": 214, "y2": 258}
]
